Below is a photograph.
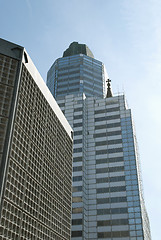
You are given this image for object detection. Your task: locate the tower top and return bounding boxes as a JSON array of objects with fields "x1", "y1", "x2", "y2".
[
  {"x1": 63, "y1": 42, "x2": 94, "y2": 58},
  {"x1": 106, "y1": 79, "x2": 113, "y2": 98}
]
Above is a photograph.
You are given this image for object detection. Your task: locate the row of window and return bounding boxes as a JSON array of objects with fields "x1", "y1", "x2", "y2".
[
  {"x1": 97, "y1": 196, "x2": 127, "y2": 204},
  {"x1": 95, "y1": 122, "x2": 120, "y2": 130},
  {"x1": 95, "y1": 114, "x2": 120, "y2": 122},
  {"x1": 57, "y1": 88, "x2": 79, "y2": 95},
  {"x1": 94, "y1": 130, "x2": 121, "y2": 138},
  {"x1": 96, "y1": 175, "x2": 125, "y2": 184},
  {"x1": 97, "y1": 207, "x2": 128, "y2": 215},
  {"x1": 98, "y1": 230, "x2": 129, "y2": 238},
  {"x1": 96, "y1": 166, "x2": 124, "y2": 174},
  {"x1": 96, "y1": 156, "x2": 123, "y2": 164},
  {"x1": 95, "y1": 138, "x2": 122, "y2": 146},
  {"x1": 97, "y1": 218, "x2": 128, "y2": 226},
  {"x1": 96, "y1": 147, "x2": 123, "y2": 155},
  {"x1": 96, "y1": 186, "x2": 126, "y2": 194},
  {"x1": 73, "y1": 156, "x2": 124, "y2": 164},
  {"x1": 94, "y1": 107, "x2": 120, "y2": 115}
]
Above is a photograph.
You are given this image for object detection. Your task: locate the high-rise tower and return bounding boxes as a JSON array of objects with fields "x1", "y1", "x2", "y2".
[
  {"x1": 0, "y1": 38, "x2": 73, "y2": 240},
  {"x1": 47, "y1": 42, "x2": 151, "y2": 240}
]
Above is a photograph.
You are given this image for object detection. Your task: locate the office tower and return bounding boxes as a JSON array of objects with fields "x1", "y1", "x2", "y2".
[
  {"x1": 0, "y1": 38, "x2": 73, "y2": 240},
  {"x1": 47, "y1": 42, "x2": 151, "y2": 240}
]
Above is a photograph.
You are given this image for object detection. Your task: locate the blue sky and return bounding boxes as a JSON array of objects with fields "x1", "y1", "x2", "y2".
[{"x1": 1, "y1": 0, "x2": 161, "y2": 239}]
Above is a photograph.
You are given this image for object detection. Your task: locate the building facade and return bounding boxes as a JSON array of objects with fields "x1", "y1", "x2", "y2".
[
  {"x1": 47, "y1": 42, "x2": 151, "y2": 240},
  {"x1": 0, "y1": 38, "x2": 73, "y2": 240}
]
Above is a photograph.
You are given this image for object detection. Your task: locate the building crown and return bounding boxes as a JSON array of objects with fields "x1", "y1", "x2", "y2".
[{"x1": 63, "y1": 42, "x2": 94, "y2": 58}]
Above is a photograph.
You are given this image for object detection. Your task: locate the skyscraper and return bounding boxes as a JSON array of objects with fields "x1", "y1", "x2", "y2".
[
  {"x1": 47, "y1": 42, "x2": 151, "y2": 240},
  {"x1": 0, "y1": 38, "x2": 73, "y2": 240}
]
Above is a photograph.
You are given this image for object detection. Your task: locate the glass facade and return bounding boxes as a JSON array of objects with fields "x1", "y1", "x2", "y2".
[
  {"x1": 47, "y1": 54, "x2": 107, "y2": 99},
  {"x1": 47, "y1": 43, "x2": 151, "y2": 240}
]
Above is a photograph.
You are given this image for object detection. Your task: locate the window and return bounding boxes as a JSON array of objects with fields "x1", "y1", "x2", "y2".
[
  {"x1": 96, "y1": 166, "x2": 124, "y2": 174},
  {"x1": 97, "y1": 186, "x2": 126, "y2": 194},
  {"x1": 96, "y1": 176, "x2": 125, "y2": 184},
  {"x1": 97, "y1": 196, "x2": 127, "y2": 204},
  {"x1": 72, "y1": 186, "x2": 82, "y2": 192},
  {"x1": 72, "y1": 219, "x2": 82, "y2": 225},
  {"x1": 95, "y1": 122, "x2": 121, "y2": 130},
  {"x1": 96, "y1": 157, "x2": 123, "y2": 164},
  {"x1": 72, "y1": 197, "x2": 82, "y2": 203},
  {"x1": 97, "y1": 218, "x2": 128, "y2": 226},
  {"x1": 74, "y1": 139, "x2": 82, "y2": 144},
  {"x1": 72, "y1": 231, "x2": 82, "y2": 237},
  {"x1": 95, "y1": 114, "x2": 120, "y2": 122},
  {"x1": 94, "y1": 107, "x2": 120, "y2": 115},
  {"x1": 97, "y1": 207, "x2": 128, "y2": 215},
  {"x1": 73, "y1": 166, "x2": 82, "y2": 172},
  {"x1": 73, "y1": 122, "x2": 83, "y2": 128},
  {"x1": 73, "y1": 157, "x2": 82, "y2": 162},
  {"x1": 73, "y1": 176, "x2": 82, "y2": 182}
]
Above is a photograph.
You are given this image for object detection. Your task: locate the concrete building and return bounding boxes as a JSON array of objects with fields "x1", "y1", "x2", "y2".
[
  {"x1": 0, "y1": 38, "x2": 73, "y2": 240},
  {"x1": 47, "y1": 42, "x2": 151, "y2": 240}
]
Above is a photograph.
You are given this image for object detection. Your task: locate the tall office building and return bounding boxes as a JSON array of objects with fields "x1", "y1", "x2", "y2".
[
  {"x1": 0, "y1": 38, "x2": 73, "y2": 240},
  {"x1": 47, "y1": 42, "x2": 151, "y2": 240}
]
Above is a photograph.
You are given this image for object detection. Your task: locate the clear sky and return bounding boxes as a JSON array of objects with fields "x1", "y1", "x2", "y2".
[{"x1": 0, "y1": 0, "x2": 160, "y2": 239}]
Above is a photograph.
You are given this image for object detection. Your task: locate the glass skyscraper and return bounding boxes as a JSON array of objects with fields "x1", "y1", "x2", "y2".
[{"x1": 47, "y1": 42, "x2": 151, "y2": 240}]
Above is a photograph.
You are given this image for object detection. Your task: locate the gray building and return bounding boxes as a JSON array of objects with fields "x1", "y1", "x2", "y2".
[
  {"x1": 0, "y1": 38, "x2": 73, "y2": 240},
  {"x1": 47, "y1": 42, "x2": 151, "y2": 240}
]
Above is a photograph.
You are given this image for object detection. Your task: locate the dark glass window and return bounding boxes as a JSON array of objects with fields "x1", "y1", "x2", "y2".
[
  {"x1": 97, "y1": 218, "x2": 129, "y2": 226},
  {"x1": 73, "y1": 157, "x2": 82, "y2": 162},
  {"x1": 108, "y1": 148, "x2": 123, "y2": 153},
  {"x1": 96, "y1": 166, "x2": 124, "y2": 174},
  {"x1": 94, "y1": 131, "x2": 121, "y2": 138},
  {"x1": 74, "y1": 131, "x2": 82, "y2": 136},
  {"x1": 73, "y1": 122, "x2": 83, "y2": 128},
  {"x1": 72, "y1": 186, "x2": 82, "y2": 192},
  {"x1": 74, "y1": 139, "x2": 82, "y2": 144},
  {"x1": 95, "y1": 122, "x2": 121, "y2": 130},
  {"x1": 73, "y1": 166, "x2": 82, "y2": 172},
  {"x1": 72, "y1": 219, "x2": 82, "y2": 225},
  {"x1": 98, "y1": 231, "x2": 129, "y2": 238},
  {"x1": 97, "y1": 196, "x2": 127, "y2": 204},
  {"x1": 73, "y1": 148, "x2": 82, "y2": 153},
  {"x1": 95, "y1": 114, "x2": 120, "y2": 122},
  {"x1": 74, "y1": 114, "x2": 83, "y2": 120},
  {"x1": 97, "y1": 207, "x2": 128, "y2": 215},
  {"x1": 72, "y1": 231, "x2": 82, "y2": 237},
  {"x1": 96, "y1": 157, "x2": 123, "y2": 164},
  {"x1": 96, "y1": 176, "x2": 125, "y2": 184},
  {"x1": 74, "y1": 107, "x2": 83, "y2": 112},
  {"x1": 95, "y1": 139, "x2": 122, "y2": 146},
  {"x1": 94, "y1": 107, "x2": 120, "y2": 115},
  {"x1": 97, "y1": 186, "x2": 126, "y2": 194},
  {"x1": 73, "y1": 176, "x2": 82, "y2": 182},
  {"x1": 58, "y1": 103, "x2": 65, "y2": 107}
]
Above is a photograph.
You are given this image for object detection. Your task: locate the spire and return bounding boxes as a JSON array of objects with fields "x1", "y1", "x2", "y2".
[{"x1": 106, "y1": 79, "x2": 113, "y2": 98}]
